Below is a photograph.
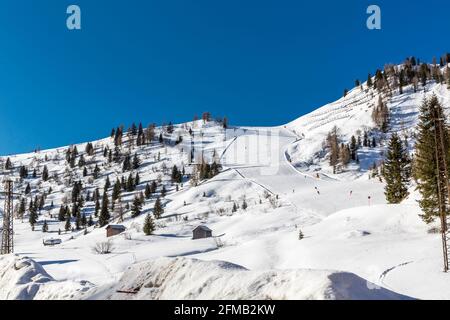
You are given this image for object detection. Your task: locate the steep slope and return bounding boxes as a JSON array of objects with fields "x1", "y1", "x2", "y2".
[{"x1": 286, "y1": 73, "x2": 450, "y2": 179}]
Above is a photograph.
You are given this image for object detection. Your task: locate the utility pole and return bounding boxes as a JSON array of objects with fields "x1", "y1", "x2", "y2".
[
  {"x1": 432, "y1": 104, "x2": 450, "y2": 272},
  {"x1": 1, "y1": 180, "x2": 14, "y2": 255}
]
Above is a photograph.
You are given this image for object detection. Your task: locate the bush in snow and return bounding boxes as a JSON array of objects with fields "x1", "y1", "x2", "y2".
[{"x1": 93, "y1": 240, "x2": 114, "y2": 254}]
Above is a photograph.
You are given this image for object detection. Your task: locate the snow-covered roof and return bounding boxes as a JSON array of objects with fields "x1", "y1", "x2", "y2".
[
  {"x1": 193, "y1": 225, "x2": 212, "y2": 232},
  {"x1": 106, "y1": 225, "x2": 126, "y2": 230}
]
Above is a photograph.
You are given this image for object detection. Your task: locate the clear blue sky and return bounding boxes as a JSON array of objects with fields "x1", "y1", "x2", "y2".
[{"x1": 0, "y1": 0, "x2": 448, "y2": 154}]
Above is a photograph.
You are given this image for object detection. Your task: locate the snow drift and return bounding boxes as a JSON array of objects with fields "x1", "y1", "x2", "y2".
[
  {"x1": 0, "y1": 255, "x2": 94, "y2": 300},
  {"x1": 93, "y1": 257, "x2": 413, "y2": 300}
]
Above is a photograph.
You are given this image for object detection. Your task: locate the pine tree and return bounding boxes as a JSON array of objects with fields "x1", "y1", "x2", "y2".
[
  {"x1": 25, "y1": 183, "x2": 31, "y2": 195},
  {"x1": 399, "y1": 69, "x2": 405, "y2": 94},
  {"x1": 132, "y1": 153, "x2": 140, "y2": 170},
  {"x1": 29, "y1": 205, "x2": 37, "y2": 227},
  {"x1": 350, "y1": 135, "x2": 358, "y2": 160},
  {"x1": 72, "y1": 202, "x2": 79, "y2": 218},
  {"x1": 339, "y1": 144, "x2": 351, "y2": 167},
  {"x1": 122, "y1": 154, "x2": 131, "y2": 172},
  {"x1": 114, "y1": 126, "x2": 123, "y2": 146},
  {"x1": 58, "y1": 205, "x2": 66, "y2": 222},
  {"x1": 18, "y1": 198, "x2": 26, "y2": 220},
  {"x1": 131, "y1": 195, "x2": 142, "y2": 218},
  {"x1": 153, "y1": 197, "x2": 164, "y2": 219},
  {"x1": 383, "y1": 133, "x2": 411, "y2": 203},
  {"x1": 367, "y1": 73, "x2": 373, "y2": 87},
  {"x1": 126, "y1": 173, "x2": 135, "y2": 192},
  {"x1": 121, "y1": 176, "x2": 127, "y2": 190},
  {"x1": 93, "y1": 164, "x2": 101, "y2": 179},
  {"x1": 223, "y1": 117, "x2": 228, "y2": 129},
  {"x1": 19, "y1": 165, "x2": 28, "y2": 179},
  {"x1": 85, "y1": 142, "x2": 94, "y2": 156},
  {"x1": 94, "y1": 198, "x2": 100, "y2": 217},
  {"x1": 130, "y1": 122, "x2": 137, "y2": 136},
  {"x1": 4, "y1": 157, "x2": 12, "y2": 170},
  {"x1": 144, "y1": 183, "x2": 152, "y2": 199},
  {"x1": 42, "y1": 220, "x2": 48, "y2": 233},
  {"x1": 112, "y1": 178, "x2": 122, "y2": 202},
  {"x1": 65, "y1": 214, "x2": 71, "y2": 232},
  {"x1": 135, "y1": 172, "x2": 140, "y2": 186},
  {"x1": 151, "y1": 181, "x2": 157, "y2": 194},
  {"x1": 372, "y1": 96, "x2": 390, "y2": 132},
  {"x1": 104, "y1": 176, "x2": 111, "y2": 191},
  {"x1": 242, "y1": 199, "x2": 248, "y2": 210},
  {"x1": 171, "y1": 165, "x2": 182, "y2": 183},
  {"x1": 42, "y1": 165, "x2": 49, "y2": 181},
  {"x1": 39, "y1": 194, "x2": 45, "y2": 211},
  {"x1": 414, "y1": 95, "x2": 450, "y2": 223},
  {"x1": 326, "y1": 126, "x2": 340, "y2": 173},
  {"x1": 146, "y1": 123, "x2": 155, "y2": 143},
  {"x1": 99, "y1": 190, "x2": 110, "y2": 227},
  {"x1": 143, "y1": 214, "x2": 155, "y2": 235},
  {"x1": 78, "y1": 154, "x2": 86, "y2": 167}
]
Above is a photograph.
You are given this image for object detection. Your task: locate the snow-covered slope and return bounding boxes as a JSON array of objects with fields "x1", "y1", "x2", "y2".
[
  {"x1": 90, "y1": 257, "x2": 413, "y2": 300},
  {"x1": 0, "y1": 255, "x2": 93, "y2": 300},
  {"x1": 286, "y1": 78, "x2": 450, "y2": 178},
  {"x1": 1, "y1": 63, "x2": 450, "y2": 300}
]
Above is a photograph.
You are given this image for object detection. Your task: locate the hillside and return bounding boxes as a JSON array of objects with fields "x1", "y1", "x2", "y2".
[{"x1": 1, "y1": 59, "x2": 450, "y2": 300}]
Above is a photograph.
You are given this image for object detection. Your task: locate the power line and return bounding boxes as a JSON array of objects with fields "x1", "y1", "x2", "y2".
[{"x1": 0, "y1": 180, "x2": 14, "y2": 255}]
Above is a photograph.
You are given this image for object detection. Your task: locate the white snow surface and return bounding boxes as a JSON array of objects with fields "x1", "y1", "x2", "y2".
[
  {"x1": 89, "y1": 257, "x2": 413, "y2": 300},
  {"x1": 0, "y1": 255, "x2": 93, "y2": 300}
]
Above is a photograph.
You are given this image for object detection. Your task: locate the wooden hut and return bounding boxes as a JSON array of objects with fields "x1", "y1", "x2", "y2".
[
  {"x1": 106, "y1": 225, "x2": 126, "y2": 238},
  {"x1": 192, "y1": 225, "x2": 212, "y2": 240}
]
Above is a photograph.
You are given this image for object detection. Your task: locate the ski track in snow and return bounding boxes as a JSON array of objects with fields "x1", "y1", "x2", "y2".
[{"x1": 379, "y1": 261, "x2": 414, "y2": 290}]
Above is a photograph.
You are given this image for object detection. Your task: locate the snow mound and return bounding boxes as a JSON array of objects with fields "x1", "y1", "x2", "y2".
[
  {"x1": 96, "y1": 257, "x2": 413, "y2": 300},
  {"x1": 0, "y1": 255, "x2": 94, "y2": 300}
]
